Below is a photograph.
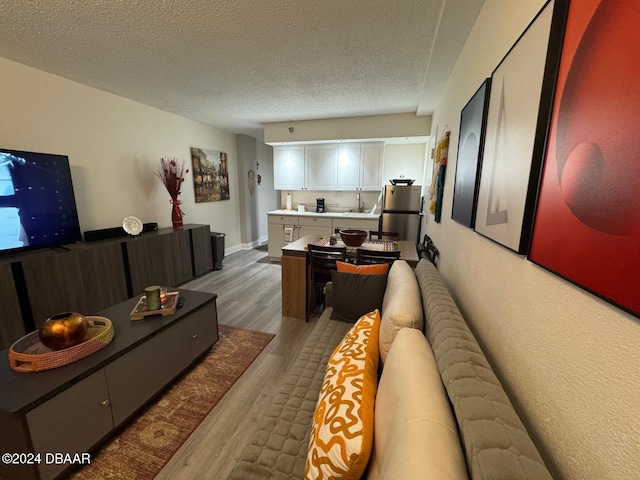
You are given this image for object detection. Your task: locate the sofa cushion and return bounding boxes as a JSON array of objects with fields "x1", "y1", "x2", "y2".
[
  {"x1": 229, "y1": 310, "x2": 353, "y2": 480},
  {"x1": 379, "y1": 260, "x2": 423, "y2": 363},
  {"x1": 367, "y1": 327, "x2": 468, "y2": 480},
  {"x1": 330, "y1": 271, "x2": 387, "y2": 323},
  {"x1": 305, "y1": 309, "x2": 381, "y2": 480},
  {"x1": 336, "y1": 261, "x2": 390, "y2": 275}
]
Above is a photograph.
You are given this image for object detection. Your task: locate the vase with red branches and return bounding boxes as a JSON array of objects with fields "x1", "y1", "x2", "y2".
[{"x1": 156, "y1": 158, "x2": 189, "y2": 230}]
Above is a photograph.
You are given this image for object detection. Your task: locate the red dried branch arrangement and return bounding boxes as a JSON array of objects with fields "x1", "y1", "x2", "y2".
[{"x1": 156, "y1": 158, "x2": 189, "y2": 199}]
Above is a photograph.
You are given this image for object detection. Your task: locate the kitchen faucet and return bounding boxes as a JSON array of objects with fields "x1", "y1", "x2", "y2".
[{"x1": 357, "y1": 193, "x2": 364, "y2": 213}]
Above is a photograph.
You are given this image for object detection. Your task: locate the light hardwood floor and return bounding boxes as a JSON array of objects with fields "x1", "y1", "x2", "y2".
[{"x1": 155, "y1": 247, "x2": 318, "y2": 480}]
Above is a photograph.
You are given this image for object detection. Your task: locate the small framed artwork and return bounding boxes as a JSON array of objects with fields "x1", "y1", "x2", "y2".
[
  {"x1": 190, "y1": 147, "x2": 230, "y2": 202},
  {"x1": 474, "y1": 0, "x2": 568, "y2": 253},
  {"x1": 529, "y1": 0, "x2": 640, "y2": 317},
  {"x1": 451, "y1": 78, "x2": 491, "y2": 228}
]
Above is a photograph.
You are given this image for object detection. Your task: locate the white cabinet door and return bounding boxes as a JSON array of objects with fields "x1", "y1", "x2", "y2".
[
  {"x1": 306, "y1": 145, "x2": 338, "y2": 190},
  {"x1": 336, "y1": 143, "x2": 383, "y2": 191},
  {"x1": 298, "y1": 216, "x2": 333, "y2": 238},
  {"x1": 298, "y1": 225, "x2": 332, "y2": 238},
  {"x1": 337, "y1": 144, "x2": 361, "y2": 191},
  {"x1": 360, "y1": 143, "x2": 384, "y2": 191},
  {"x1": 268, "y1": 215, "x2": 299, "y2": 259},
  {"x1": 274, "y1": 146, "x2": 305, "y2": 189}
]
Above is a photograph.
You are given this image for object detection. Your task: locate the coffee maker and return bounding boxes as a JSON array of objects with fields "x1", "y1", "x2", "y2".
[{"x1": 316, "y1": 198, "x2": 325, "y2": 213}]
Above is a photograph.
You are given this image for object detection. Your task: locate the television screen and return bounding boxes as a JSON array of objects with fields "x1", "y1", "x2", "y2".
[{"x1": 0, "y1": 148, "x2": 82, "y2": 254}]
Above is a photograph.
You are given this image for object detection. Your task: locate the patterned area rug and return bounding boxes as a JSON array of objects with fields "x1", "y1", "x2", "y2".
[{"x1": 71, "y1": 324, "x2": 275, "y2": 479}]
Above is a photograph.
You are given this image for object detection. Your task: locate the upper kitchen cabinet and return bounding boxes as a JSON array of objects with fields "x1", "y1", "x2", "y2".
[
  {"x1": 274, "y1": 144, "x2": 338, "y2": 190},
  {"x1": 337, "y1": 142, "x2": 384, "y2": 191},
  {"x1": 274, "y1": 146, "x2": 305, "y2": 189},
  {"x1": 305, "y1": 145, "x2": 338, "y2": 190},
  {"x1": 274, "y1": 142, "x2": 383, "y2": 191}
]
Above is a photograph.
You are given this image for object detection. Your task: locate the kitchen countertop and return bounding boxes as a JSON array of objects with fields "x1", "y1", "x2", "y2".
[{"x1": 267, "y1": 209, "x2": 379, "y2": 219}]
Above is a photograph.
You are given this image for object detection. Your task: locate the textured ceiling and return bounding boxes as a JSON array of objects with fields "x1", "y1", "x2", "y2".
[{"x1": 0, "y1": 0, "x2": 483, "y2": 141}]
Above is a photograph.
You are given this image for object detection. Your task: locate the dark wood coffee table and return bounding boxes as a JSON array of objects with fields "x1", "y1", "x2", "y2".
[{"x1": 0, "y1": 289, "x2": 218, "y2": 480}]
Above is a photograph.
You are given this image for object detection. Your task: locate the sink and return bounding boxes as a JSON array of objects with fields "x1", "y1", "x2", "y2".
[{"x1": 341, "y1": 212, "x2": 375, "y2": 217}]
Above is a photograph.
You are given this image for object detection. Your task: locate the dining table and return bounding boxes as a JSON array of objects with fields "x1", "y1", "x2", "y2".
[{"x1": 280, "y1": 233, "x2": 419, "y2": 320}]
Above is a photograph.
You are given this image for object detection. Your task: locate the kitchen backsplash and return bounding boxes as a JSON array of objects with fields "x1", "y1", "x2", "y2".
[{"x1": 280, "y1": 190, "x2": 383, "y2": 213}]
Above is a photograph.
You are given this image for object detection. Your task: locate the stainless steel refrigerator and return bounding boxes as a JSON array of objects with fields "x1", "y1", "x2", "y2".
[{"x1": 380, "y1": 185, "x2": 423, "y2": 242}]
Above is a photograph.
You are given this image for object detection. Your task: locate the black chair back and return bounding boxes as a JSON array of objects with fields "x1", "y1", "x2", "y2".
[
  {"x1": 307, "y1": 244, "x2": 348, "y2": 318},
  {"x1": 418, "y1": 234, "x2": 439, "y2": 267},
  {"x1": 356, "y1": 248, "x2": 400, "y2": 266}
]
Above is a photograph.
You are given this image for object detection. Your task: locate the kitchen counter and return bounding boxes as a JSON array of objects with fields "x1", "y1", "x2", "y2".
[
  {"x1": 280, "y1": 233, "x2": 419, "y2": 320},
  {"x1": 267, "y1": 209, "x2": 379, "y2": 219}
]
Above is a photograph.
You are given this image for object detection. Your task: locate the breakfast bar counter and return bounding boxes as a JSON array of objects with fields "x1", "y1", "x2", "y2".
[{"x1": 281, "y1": 234, "x2": 418, "y2": 320}]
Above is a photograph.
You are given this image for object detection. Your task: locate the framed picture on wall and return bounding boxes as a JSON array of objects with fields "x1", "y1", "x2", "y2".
[
  {"x1": 474, "y1": 0, "x2": 568, "y2": 253},
  {"x1": 529, "y1": 1, "x2": 640, "y2": 318},
  {"x1": 190, "y1": 147, "x2": 230, "y2": 202},
  {"x1": 451, "y1": 78, "x2": 491, "y2": 228}
]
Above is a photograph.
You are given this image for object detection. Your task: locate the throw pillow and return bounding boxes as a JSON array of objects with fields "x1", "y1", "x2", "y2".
[
  {"x1": 367, "y1": 327, "x2": 467, "y2": 480},
  {"x1": 305, "y1": 310, "x2": 381, "y2": 480},
  {"x1": 379, "y1": 260, "x2": 423, "y2": 364},
  {"x1": 330, "y1": 271, "x2": 387, "y2": 323},
  {"x1": 336, "y1": 261, "x2": 389, "y2": 275}
]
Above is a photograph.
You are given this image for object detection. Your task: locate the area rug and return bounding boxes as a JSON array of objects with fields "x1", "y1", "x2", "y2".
[{"x1": 71, "y1": 324, "x2": 275, "y2": 479}]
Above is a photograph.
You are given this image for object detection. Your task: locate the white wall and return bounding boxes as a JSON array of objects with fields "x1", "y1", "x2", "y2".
[
  {"x1": 256, "y1": 141, "x2": 277, "y2": 243},
  {"x1": 428, "y1": 1, "x2": 640, "y2": 479},
  {"x1": 0, "y1": 57, "x2": 243, "y2": 251},
  {"x1": 382, "y1": 143, "x2": 428, "y2": 187},
  {"x1": 264, "y1": 113, "x2": 431, "y2": 144}
]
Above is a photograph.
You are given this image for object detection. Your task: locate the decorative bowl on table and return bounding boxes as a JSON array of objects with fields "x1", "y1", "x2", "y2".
[{"x1": 339, "y1": 229, "x2": 368, "y2": 247}]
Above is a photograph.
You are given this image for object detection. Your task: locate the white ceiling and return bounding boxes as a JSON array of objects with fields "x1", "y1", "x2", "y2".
[{"x1": 0, "y1": 0, "x2": 483, "y2": 142}]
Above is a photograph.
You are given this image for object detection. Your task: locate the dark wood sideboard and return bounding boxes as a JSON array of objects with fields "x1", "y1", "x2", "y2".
[
  {"x1": 0, "y1": 224, "x2": 214, "y2": 350},
  {"x1": 0, "y1": 289, "x2": 218, "y2": 480}
]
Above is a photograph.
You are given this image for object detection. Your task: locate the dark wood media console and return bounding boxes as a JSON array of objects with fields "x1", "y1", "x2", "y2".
[
  {"x1": 0, "y1": 224, "x2": 214, "y2": 350},
  {"x1": 0, "y1": 289, "x2": 218, "y2": 480}
]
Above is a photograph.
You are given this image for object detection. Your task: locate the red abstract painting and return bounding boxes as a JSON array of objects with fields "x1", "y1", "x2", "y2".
[{"x1": 530, "y1": 0, "x2": 640, "y2": 316}]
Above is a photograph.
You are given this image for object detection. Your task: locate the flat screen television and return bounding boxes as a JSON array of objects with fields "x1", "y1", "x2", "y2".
[{"x1": 0, "y1": 148, "x2": 82, "y2": 254}]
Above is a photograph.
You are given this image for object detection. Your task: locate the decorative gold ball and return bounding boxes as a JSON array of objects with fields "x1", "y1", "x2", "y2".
[{"x1": 39, "y1": 312, "x2": 89, "y2": 351}]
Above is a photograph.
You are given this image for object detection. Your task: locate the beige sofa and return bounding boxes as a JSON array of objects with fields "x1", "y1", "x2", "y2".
[{"x1": 230, "y1": 259, "x2": 552, "y2": 479}]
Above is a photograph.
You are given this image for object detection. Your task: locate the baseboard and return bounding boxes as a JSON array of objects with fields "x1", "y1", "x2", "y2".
[
  {"x1": 240, "y1": 240, "x2": 262, "y2": 250},
  {"x1": 225, "y1": 244, "x2": 242, "y2": 256}
]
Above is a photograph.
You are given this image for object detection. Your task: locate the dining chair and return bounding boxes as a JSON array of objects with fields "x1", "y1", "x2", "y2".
[
  {"x1": 369, "y1": 230, "x2": 399, "y2": 241},
  {"x1": 307, "y1": 244, "x2": 347, "y2": 318},
  {"x1": 418, "y1": 234, "x2": 439, "y2": 267},
  {"x1": 355, "y1": 247, "x2": 400, "y2": 266}
]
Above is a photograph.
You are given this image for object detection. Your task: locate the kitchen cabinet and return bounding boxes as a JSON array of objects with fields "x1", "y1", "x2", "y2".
[
  {"x1": 273, "y1": 144, "x2": 339, "y2": 190},
  {"x1": 268, "y1": 212, "x2": 381, "y2": 259},
  {"x1": 267, "y1": 214, "x2": 299, "y2": 259},
  {"x1": 274, "y1": 146, "x2": 305, "y2": 189},
  {"x1": 360, "y1": 143, "x2": 384, "y2": 190},
  {"x1": 305, "y1": 145, "x2": 338, "y2": 190},
  {"x1": 298, "y1": 216, "x2": 333, "y2": 238},
  {"x1": 333, "y1": 217, "x2": 379, "y2": 232},
  {"x1": 337, "y1": 143, "x2": 384, "y2": 191}
]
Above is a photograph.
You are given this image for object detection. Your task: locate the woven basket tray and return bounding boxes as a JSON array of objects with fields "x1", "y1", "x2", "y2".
[{"x1": 9, "y1": 316, "x2": 114, "y2": 373}]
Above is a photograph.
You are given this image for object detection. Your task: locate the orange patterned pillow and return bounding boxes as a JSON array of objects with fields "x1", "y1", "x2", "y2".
[
  {"x1": 336, "y1": 261, "x2": 389, "y2": 275},
  {"x1": 305, "y1": 310, "x2": 381, "y2": 480}
]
